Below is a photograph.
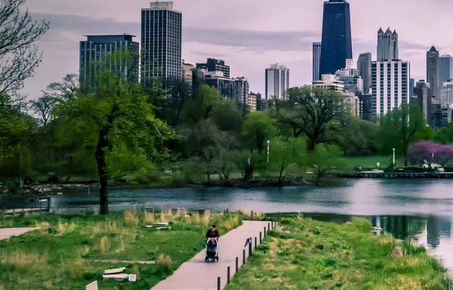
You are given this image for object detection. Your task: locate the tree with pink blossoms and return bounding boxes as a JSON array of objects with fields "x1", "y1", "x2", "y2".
[{"x1": 408, "y1": 141, "x2": 453, "y2": 166}]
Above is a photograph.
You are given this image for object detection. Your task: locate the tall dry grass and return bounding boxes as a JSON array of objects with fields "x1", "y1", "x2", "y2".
[
  {"x1": 0, "y1": 250, "x2": 48, "y2": 271},
  {"x1": 124, "y1": 211, "x2": 139, "y2": 227},
  {"x1": 99, "y1": 236, "x2": 110, "y2": 254},
  {"x1": 143, "y1": 211, "x2": 155, "y2": 224},
  {"x1": 156, "y1": 253, "x2": 172, "y2": 273},
  {"x1": 56, "y1": 221, "x2": 75, "y2": 235}
]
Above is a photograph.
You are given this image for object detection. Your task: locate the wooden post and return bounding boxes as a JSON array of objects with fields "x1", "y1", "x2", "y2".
[
  {"x1": 259, "y1": 231, "x2": 262, "y2": 243},
  {"x1": 268, "y1": 222, "x2": 271, "y2": 232},
  {"x1": 248, "y1": 240, "x2": 252, "y2": 257},
  {"x1": 235, "y1": 257, "x2": 239, "y2": 273},
  {"x1": 254, "y1": 236, "x2": 257, "y2": 249},
  {"x1": 227, "y1": 266, "x2": 231, "y2": 284},
  {"x1": 217, "y1": 276, "x2": 221, "y2": 290},
  {"x1": 264, "y1": 227, "x2": 266, "y2": 237},
  {"x1": 243, "y1": 249, "x2": 246, "y2": 264}
]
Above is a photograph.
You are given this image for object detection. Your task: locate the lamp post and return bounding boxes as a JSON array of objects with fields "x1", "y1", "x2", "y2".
[
  {"x1": 392, "y1": 148, "x2": 396, "y2": 169},
  {"x1": 267, "y1": 140, "x2": 270, "y2": 163}
]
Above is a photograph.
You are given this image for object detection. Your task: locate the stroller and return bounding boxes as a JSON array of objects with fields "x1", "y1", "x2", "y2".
[{"x1": 205, "y1": 237, "x2": 219, "y2": 262}]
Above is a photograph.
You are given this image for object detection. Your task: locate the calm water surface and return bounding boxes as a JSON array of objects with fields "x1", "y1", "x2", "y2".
[{"x1": 44, "y1": 179, "x2": 453, "y2": 275}]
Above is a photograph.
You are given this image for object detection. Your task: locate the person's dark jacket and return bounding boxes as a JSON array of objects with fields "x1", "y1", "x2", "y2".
[{"x1": 206, "y1": 228, "x2": 219, "y2": 239}]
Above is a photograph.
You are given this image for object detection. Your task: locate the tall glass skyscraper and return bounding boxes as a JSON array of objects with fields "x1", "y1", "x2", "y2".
[
  {"x1": 427, "y1": 46, "x2": 440, "y2": 99},
  {"x1": 312, "y1": 42, "x2": 321, "y2": 81},
  {"x1": 439, "y1": 55, "x2": 453, "y2": 85},
  {"x1": 79, "y1": 34, "x2": 139, "y2": 91},
  {"x1": 319, "y1": 0, "x2": 352, "y2": 78},
  {"x1": 141, "y1": 1, "x2": 182, "y2": 87}
]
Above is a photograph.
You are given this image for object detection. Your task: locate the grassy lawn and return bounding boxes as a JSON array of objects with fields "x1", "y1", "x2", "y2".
[
  {"x1": 0, "y1": 211, "x2": 241, "y2": 290},
  {"x1": 339, "y1": 155, "x2": 405, "y2": 172},
  {"x1": 227, "y1": 217, "x2": 452, "y2": 290}
]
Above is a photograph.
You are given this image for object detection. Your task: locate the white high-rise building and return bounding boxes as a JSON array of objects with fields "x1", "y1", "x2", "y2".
[
  {"x1": 265, "y1": 64, "x2": 289, "y2": 100},
  {"x1": 377, "y1": 28, "x2": 398, "y2": 61},
  {"x1": 371, "y1": 59, "x2": 410, "y2": 117},
  {"x1": 312, "y1": 42, "x2": 321, "y2": 81},
  {"x1": 440, "y1": 81, "x2": 453, "y2": 107}
]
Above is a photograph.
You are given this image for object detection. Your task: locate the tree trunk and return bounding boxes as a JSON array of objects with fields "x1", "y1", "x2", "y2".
[{"x1": 95, "y1": 126, "x2": 110, "y2": 215}]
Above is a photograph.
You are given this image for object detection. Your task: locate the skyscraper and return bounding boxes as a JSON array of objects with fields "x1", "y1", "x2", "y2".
[
  {"x1": 439, "y1": 55, "x2": 453, "y2": 85},
  {"x1": 371, "y1": 60, "x2": 410, "y2": 117},
  {"x1": 357, "y1": 52, "x2": 372, "y2": 93},
  {"x1": 440, "y1": 81, "x2": 453, "y2": 107},
  {"x1": 319, "y1": 0, "x2": 352, "y2": 77},
  {"x1": 413, "y1": 80, "x2": 432, "y2": 124},
  {"x1": 312, "y1": 42, "x2": 321, "y2": 81},
  {"x1": 377, "y1": 28, "x2": 398, "y2": 61},
  {"x1": 141, "y1": 1, "x2": 182, "y2": 87},
  {"x1": 265, "y1": 64, "x2": 289, "y2": 100},
  {"x1": 427, "y1": 46, "x2": 440, "y2": 99},
  {"x1": 79, "y1": 34, "x2": 139, "y2": 91}
]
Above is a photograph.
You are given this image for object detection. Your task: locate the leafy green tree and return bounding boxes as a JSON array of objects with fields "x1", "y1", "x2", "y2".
[
  {"x1": 54, "y1": 70, "x2": 172, "y2": 214},
  {"x1": 436, "y1": 123, "x2": 453, "y2": 144},
  {"x1": 268, "y1": 137, "x2": 307, "y2": 186},
  {"x1": 241, "y1": 111, "x2": 278, "y2": 153},
  {"x1": 332, "y1": 118, "x2": 379, "y2": 156},
  {"x1": 376, "y1": 105, "x2": 432, "y2": 166},
  {"x1": 307, "y1": 143, "x2": 344, "y2": 185},
  {"x1": 276, "y1": 87, "x2": 350, "y2": 151}
]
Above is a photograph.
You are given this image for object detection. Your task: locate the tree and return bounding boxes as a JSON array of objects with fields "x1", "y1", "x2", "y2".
[
  {"x1": 332, "y1": 117, "x2": 379, "y2": 156},
  {"x1": 436, "y1": 123, "x2": 453, "y2": 144},
  {"x1": 376, "y1": 105, "x2": 432, "y2": 166},
  {"x1": 268, "y1": 137, "x2": 306, "y2": 186},
  {"x1": 276, "y1": 87, "x2": 349, "y2": 151},
  {"x1": 54, "y1": 70, "x2": 172, "y2": 214},
  {"x1": 0, "y1": 0, "x2": 49, "y2": 94},
  {"x1": 241, "y1": 111, "x2": 278, "y2": 153},
  {"x1": 408, "y1": 141, "x2": 453, "y2": 166},
  {"x1": 307, "y1": 143, "x2": 343, "y2": 185},
  {"x1": 29, "y1": 94, "x2": 57, "y2": 126}
]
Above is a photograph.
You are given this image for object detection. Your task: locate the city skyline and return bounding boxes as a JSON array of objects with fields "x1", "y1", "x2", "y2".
[{"x1": 21, "y1": 0, "x2": 453, "y2": 99}]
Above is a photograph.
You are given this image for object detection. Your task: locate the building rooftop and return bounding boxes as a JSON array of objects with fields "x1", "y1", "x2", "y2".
[{"x1": 84, "y1": 34, "x2": 136, "y2": 43}]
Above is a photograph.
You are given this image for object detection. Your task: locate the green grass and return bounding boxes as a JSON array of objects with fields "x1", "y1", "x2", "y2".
[
  {"x1": 339, "y1": 155, "x2": 405, "y2": 172},
  {"x1": 227, "y1": 217, "x2": 452, "y2": 290},
  {"x1": 0, "y1": 210, "x2": 241, "y2": 290}
]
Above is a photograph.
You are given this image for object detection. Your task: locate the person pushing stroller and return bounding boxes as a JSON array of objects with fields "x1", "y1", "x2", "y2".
[{"x1": 205, "y1": 225, "x2": 220, "y2": 262}]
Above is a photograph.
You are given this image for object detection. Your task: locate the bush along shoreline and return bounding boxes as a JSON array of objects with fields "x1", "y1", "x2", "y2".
[{"x1": 227, "y1": 217, "x2": 453, "y2": 290}]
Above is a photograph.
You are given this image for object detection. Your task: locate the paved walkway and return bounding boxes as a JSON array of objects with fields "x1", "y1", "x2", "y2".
[
  {"x1": 0, "y1": 228, "x2": 37, "y2": 240},
  {"x1": 152, "y1": 220, "x2": 272, "y2": 290}
]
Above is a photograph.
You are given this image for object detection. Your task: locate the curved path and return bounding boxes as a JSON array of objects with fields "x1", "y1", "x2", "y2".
[
  {"x1": 0, "y1": 228, "x2": 37, "y2": 240},
  {"x1": 151, "y1": 220, "x2": 271, "y2": 290}
]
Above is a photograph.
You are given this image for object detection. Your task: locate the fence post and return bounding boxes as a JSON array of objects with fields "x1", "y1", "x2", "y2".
[
  {"x1": 259, "y1": 231, "x2": 262, "y2": 243},
  {"x1": 235, "y1": 257, "x2": 239, "y2": 273},
  {"x1": 264, "y1": 227, "x2": 266, "y2": 238},
  {"x1": 268, "y1": 222, "x2": 271, "y2": 233},
  {"x1": 248, "y1": 240, "x2": 252, "y2": 257},
  {"x1": 243, "y1": 249, "x2": 246, "y2": 264},
  {"x1": 217, "y1": 276, "x2": 221, "y2": 290},
  {"x1": 227, "y1": 266, "x2": 231, "y2": 284},
  {"x1": 254, "y1": 236, "x2": 257, "y2": 249}
]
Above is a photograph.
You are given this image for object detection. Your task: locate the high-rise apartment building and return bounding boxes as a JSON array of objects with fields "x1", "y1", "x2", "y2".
[
  {"x1": 413, "y1": 80, "x2": 432, "y2": 123},
  {"x1": 79, "y1": 34, "x2": 139, "y2": 91},
  {"x1": 312, "y1": 42, "x2": 322, "y2": 81},
  {"x1": 377, "y1": 28, "x2": 398, "y2": 61},
  {"x1": 371, "y1": 60, "x2": 410, "y2": 117},
  {"x1": 427, "y1": 46, "x2": 440, "y2": 99},
  {"x1": 319, "y1": 0, "x2": 352, "y2": 76},
  {"x1": 196, "y1": 58, "x2": 230, "y2": 78},
  {"x1": 439, "y1": 55, "x2": 453, "y2": 85},
  {"x1": 141, "y1": 1, "x2": 182, "y2": 87},
  {"x1": 440, "y1": 81, "x2": 453, "y2": 107},
  {"x1": 357, "y1": 52, "x2": 372, "y2": 93},
  {"x1": 265, "y1": 64, "x2": 289, "y2": 100}
]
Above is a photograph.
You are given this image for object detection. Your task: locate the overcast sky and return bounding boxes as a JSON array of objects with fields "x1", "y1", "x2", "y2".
[{"x1": 21, "y1": 0, "x2": 453, "y2": 98}]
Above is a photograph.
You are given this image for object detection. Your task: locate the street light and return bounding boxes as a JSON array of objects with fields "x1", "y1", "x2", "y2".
[
  {"x1": 392, "y1": 148, "x2": 396, "y2": 169},
  {"x1": 267, "y1": 140, "x2": 270, "y2": 163}
]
